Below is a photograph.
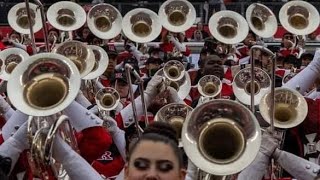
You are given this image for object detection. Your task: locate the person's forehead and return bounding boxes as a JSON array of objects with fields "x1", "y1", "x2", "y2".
[{"x1": 131, "y1": 141, "x2": 177, "y2": 161}]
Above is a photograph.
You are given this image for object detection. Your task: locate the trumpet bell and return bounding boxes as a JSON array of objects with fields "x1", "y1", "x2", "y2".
[
  {"x1": 47, "y1": 1, "x2": 86, "y2": 31},
  {"x1": 246, "y1": 3, "x2": 277, "y2": 38},
  {"x1": 182, "y1": 100, "x2": 261, "y2": 175},
  {"x1": 7, "y1": 53, "x2": 80, "y2": 116},
  {"x1": 259, "y1": 87, "x2": 308, "y2": 129},
  {"x1": 232, "y1": 67, "x2": 271, "y2": 106},
  {"x1": 82, "y1": 45, "x2": 109, "y2": 80},
  {"x1": 155, "y1": 68, "x2": 191, "y2": 100},
  {"x1": 198, "y1": 75, "x2": 222, "y2": 98},
  {"x1": 52, "y1": 41, "x2": 95, "y2": 78},
  {"x1": 8, "y1": 2, "x2": 42, "y2": 34},
  {"x1": 209, "y1": 10, "x2": 249, "y2": 45},
  {"x1": 154, "y1": 103, "x2": 193, "y2": 143},
  {"x1": 122, "y1": 8, "x2": 162, "y2": 43},
  {"x1": 0, "y1": 48, "x2": 29, "y2": 81},
  {"x1": 95, "y1": 87, "x2": 120, "y2": 111},
  {"x1": 279, "y1": 1, "x2": 319, "y2": 35},
  {"x1": 163, "y1": 60, "x2": 185, "y2": 81},
  {"x1": 87, "y1": 3, "x2": 122, "y2": 40},
  {"x1": 158, "y1": 0, "x2": 196, "y2": 33}
]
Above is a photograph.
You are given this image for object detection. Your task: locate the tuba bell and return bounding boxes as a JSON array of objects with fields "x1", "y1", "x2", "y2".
[
  {"x1": 233, "y1": 67, "x2": 271, "y2": 106},
  {"x1": 87, "y1": 3, "x2": 122, "y2": 40},
  {"x1": 158, "y1": 0, "x2": 196, "y2": 32},
  {"x1": 209, "y1": 10, "x2": 249, "y2": 45},
  {"x1": 122, "y1": 8, "x2": 162, "y2": 43},
  {"x1": 182, "y1": 100, "x2": 261, "y2": 176},
  {"x1": 279, "y1": 0, "x2": 319, "y2": 35},
  {"x1": 259, "y1": 87, "x2": 308, "y2": 129},
  {"x1": 154, "y1": 103, "x2": 193, "y2": 146},
  {"x1": 52, "y1": 40, "x2": 95, "y2": 78},
  {"x1": 47, "y1": 1, "x2": 86, "y2": 31},
  {"x1": 8, "y1": 2, "x2": 42, "y2": 34},
  {"x1": 246, "y1": 3, "x2": 278, "y2": 38},
  {"x1": 197, "y1": 75, "x2": 222, "y2": 103},
  {"x1": 0, "y1": 48, "x2": 29, "y2": 81}
]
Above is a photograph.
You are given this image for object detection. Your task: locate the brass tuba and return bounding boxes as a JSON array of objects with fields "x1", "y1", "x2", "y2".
[
  {"x1": 47, "y1": 1, "x2": 86, "y2": 31},
  {"x1": 122, "y1": 8, "x2": 162, "y2": 43},
  {"x1": 154, "y1": 103, "x2": 193, "y2": 146},
  {"x1": 87, "y1": 3, "x2": 122, "y2": 40},
  {"x1": 233, "y1": 67, "x2": 271, "y2": 106},
  {"x1": 246, "y1": 3, "x2": 278, "y2": 38},
  {"x1": 8, "y1": 2, "x2": 42, "y2": 34},
  {"x1": 259, "y1": 87, "x2": 308, "y2": 129},
  {"x1": 158, "y1": 0, "x2": 196, "y2": 32},
  {"x1": 52, "y1": 40, "x2": 95, "y2": 78},
  {"x1": 209, "y1": 10, "x2": 249, "y2": 44},
  {"x1": 279, "y1": 0, "x2": 319, "y2": 35},
  {"x1": 182, "y1": 100, "x2": 261, "y2": 176},
  {"x1": 0, "y1": 48, "x2": 29, "y2": 81}
]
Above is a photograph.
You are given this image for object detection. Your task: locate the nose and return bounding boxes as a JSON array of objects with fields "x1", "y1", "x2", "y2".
[{"x1": 144, "y1": 167, "x2": 159, "y2": 180}]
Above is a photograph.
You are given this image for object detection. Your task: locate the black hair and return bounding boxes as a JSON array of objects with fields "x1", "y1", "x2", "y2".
[
  {"x1": 300, "y1": 53, "x2": 314, "y2": 61},
  {"x1": 143, "y1": 121, "x2": 179, "y2": 145},
  {"x1": 48, "y1": 28, "x2": 60, "y2": 36},
  {"x1": 127, "y1": 133, "x2": 183, "y2": 168},
  {"x1": 283, "y1": 54, "x2": 298, "y2": 66}
]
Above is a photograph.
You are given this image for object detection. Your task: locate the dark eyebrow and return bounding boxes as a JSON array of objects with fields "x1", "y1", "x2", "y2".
[
  {"x1": 135, "y1": 157, "x2": 150, "y2": 163},
  {"x1": 156, "y1": 160, "x2": 173, "y2": 164}
]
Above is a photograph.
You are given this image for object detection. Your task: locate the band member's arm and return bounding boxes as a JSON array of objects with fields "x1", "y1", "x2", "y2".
[
  {"x1": 170, "y1": 35, "x2": 186, "y2": 52},
  {"x1": 0, "y1": 121, "x2": 28, "y2": 173},
  {"x1": 273, "y1": 149, "x2": 320, "y2": 180},
  {"x1": 53, "y1": 136, "x2": 103, "y2": 180},
  {"x1": 185, "y1": 159, "x2": 197, "y2": 180},
  {"x1": 75, "y1": 91, "x2": 93, "y2": 109},
  {"x1": 0, "y1": 95, "x2": 14, "y2": 121},
  {"x1": 238, "y1": 129, "x2": 280, "y2": 180}
]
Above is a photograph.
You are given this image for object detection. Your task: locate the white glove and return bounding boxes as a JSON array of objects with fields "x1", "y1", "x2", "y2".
[
  {"x1": 145, "y1": 75, "x2": 164, "y2": 100},
  {"x1": 0, "y1": 122, "x2": 28, "y2": 173},
  {"x1": 169, "y1": 35, "x2": 187, "y2": 52},
  {"x1": 52, "y1": 136, "x2": 104, "y2": 180},
  {"x1": 260, "y1": 128, "x2": 281, "y2": 157},
  {"x1": 167, "y1": 86, "x2": 184, "y2": 104}
]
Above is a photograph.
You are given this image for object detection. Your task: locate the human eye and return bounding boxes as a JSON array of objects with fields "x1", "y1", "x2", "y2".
[
  {"x1": 157, "y1": 161, "x2": 173, "y2": 172},
  {"x1": 134, "y1": 159, "x2": 149, "y2": 170}
]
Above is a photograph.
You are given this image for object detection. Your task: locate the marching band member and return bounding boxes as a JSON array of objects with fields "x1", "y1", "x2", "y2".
[
  {"x1": 278, "y1": 32, "x2": 301, "y2": 58},
  {"x1": 160, "y1": 31, "x2": 191, "y2": 61},
  {"x1": 236, "y1": 30, "x2": 258, "y2": 60},
  {"x1": 98, "y1": 44, "x2": 118, "y2": 87}
]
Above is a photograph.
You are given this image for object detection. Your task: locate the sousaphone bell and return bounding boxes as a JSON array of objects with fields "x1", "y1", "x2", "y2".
[
  {"x1": 182, "y1": 100, "x2": 261, "y2": 175},
  {"x1": 158, "y1": 0, "x2": 196, "y2": 33},
  {"x1": 87, "y1": 3, "x2": 122, "y2": 40},
  {"x1": 209, "y1": 10, "x2": 249, "y2": 44},
  {"x1": 259, "y1": 87, "x2": 308, "y2": 129},
  {"x1": 8, "y1": 2, "x2": 42, "y2": 34},
  {"x1": 233, "y1": 67, "x2": 271, "y2": 106},
  {"x1": 154, "y1": 103, "x2": 193, "y2": 146},
  {"x1": 52, "y1": 40, "x2": 95, "y2": 78},
  {"x1": 279, "y1": 0, "x2": 319, "y2": 35},
  {"x1": 0, "y1": 48, "x2": 29, "y2": 81},
  {"x1": 122, "y1": 8, "x2": 162, "y2": 43},
  {"x1": 47, "y1": 1, "x2": 86, "y2": 31},
  {"x1": 246, "y1": 3, "x2": 278, "y2": 38}
]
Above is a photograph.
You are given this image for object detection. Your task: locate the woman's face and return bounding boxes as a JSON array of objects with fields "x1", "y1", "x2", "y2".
[
  {"x1": 125, "y1": 141, "x2": 185, "y2": 180},
  {"x1": 283, "y1": 34, "x2": 295, "y2": 48},
  {"x1": 82, "y1": 28, "x2": 91, "y2": 39},
  {"x1": 10, "y1": 33, "x2": 21, "y2": 42}
]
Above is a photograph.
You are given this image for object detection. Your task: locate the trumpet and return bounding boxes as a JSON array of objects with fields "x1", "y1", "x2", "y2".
[
  {"x1": 95, "y1": 87, "x2": 120, "y2": 120},
  {"x1": 197, "y1": 75, "x2": 222, "y2": 104},
  {"x1": 155, "y1": 60, "x2": 191, "y2": 100}
]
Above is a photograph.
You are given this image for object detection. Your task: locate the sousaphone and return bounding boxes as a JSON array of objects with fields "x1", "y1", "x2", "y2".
[
  {"x1": 182, "y1": 100, "x2": 261, "y2": 175},
  {"x1": 7, "y1": 53, "x2": 81, "y2": 116},
  {"x1": 47, "y1": 1, "x2": 86, "y2": 31},
  {"x1": 154, "y1": 103, "x2": 193, "y2": 146},
  {"x1": 8, "y1": 2, "x2": 42, "y2": 34},
  {"x1": 209, "y1": 10, "x2": 249, "y2": 44},
  {"x1": 233, "y1": 67, "x2": 271, "y2": 106},
  {"x1": 198, "y1": 75, "x2": 222, "y2": 100},
  {"x1": 0, "y1": 48, "x2": 29, "y2": 81},
  {"x1": 158, "y1": 0, "x2": 196, "y2": 32},
  {"x1": 246, "y1": 3, "x2": 278, "y2": 38},
  {"x1": 52, "y1": 40, "x2": 95, "y2": 78},
  {"x1": 87, "y1": 3, "x2": 122, "y2": 40},
  {"x1": 259, "y1": 87, "x2": 308, "y2": 129},
  {"x1": 279, "y1": 0, "x2": 319, "y2": 35},
  {"x1": 122, "y1": 8, "x2": 162, "y2": 43}
]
